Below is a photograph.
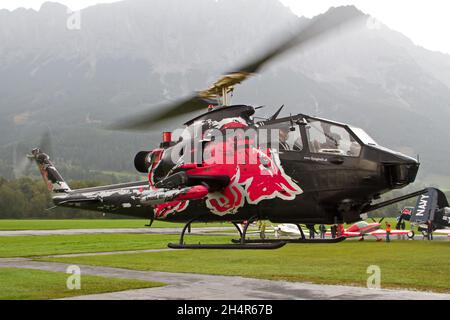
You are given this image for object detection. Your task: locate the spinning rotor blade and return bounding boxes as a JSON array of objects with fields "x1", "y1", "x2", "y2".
[
  {"x1": 13, "y1": 155, "x2": 31, "y2": 179},
  {"x1": 109, "y1": 6, "x2": 364, "y2": 131},
  {"x1": 107, "y1": 95, "x2": 218, "y2": 131},
  {"x1": 13, "y1": 129, "x2": 53, "y2": 179},
  {"x1": 230, "y1": 6, "x2": 364, "y2": 75},
  {"x1": 36, "y1": 129, "x2": 53, "y2": 158}
]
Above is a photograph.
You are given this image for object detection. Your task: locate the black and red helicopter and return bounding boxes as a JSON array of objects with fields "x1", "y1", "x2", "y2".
[{"x1": 28, "y1": 7, "x2": 449, "y2": 249}]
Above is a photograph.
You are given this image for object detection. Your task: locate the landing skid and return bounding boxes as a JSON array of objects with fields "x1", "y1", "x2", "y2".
[
  {"x1": 231, "y1": 237, "x2": 346, "y2": 244},
  {"x1": 167, "y1": 217, "x2": 345, "y2": 249},
  {"x1": 168, "y1": 216, "x2": 287, "y2": 249},
  {"x1": 168, "y1": 242, "x2": 286, "y2": 249}
]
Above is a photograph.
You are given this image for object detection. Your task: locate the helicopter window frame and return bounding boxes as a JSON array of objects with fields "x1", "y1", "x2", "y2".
[
  {"x1": 303, "y1": 116, "x2": 362, "y2": 158},
  {"x1": 257, "y1": 116, "x2": 306, "y2": 153},
  {"x1": 348, "y1": 126, "x2": 378, "y2": 146}
]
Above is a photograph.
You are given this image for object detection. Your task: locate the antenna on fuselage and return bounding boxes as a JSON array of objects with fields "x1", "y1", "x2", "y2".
[{"x1": 269, "y1": 105, "x2": 284, "y2": 121}]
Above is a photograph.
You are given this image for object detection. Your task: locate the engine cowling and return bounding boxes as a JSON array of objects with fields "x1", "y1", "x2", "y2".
[{"x1": 134, "y1": 151, "x2": 152, "y2": 173}]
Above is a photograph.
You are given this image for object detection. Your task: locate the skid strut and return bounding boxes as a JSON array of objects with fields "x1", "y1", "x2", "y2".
[
  {"x1": 145, "y1": 217, "x2": 154, "y2": 227},
  {"x1": 168, "y1": 217, "x2": 286, "y2": 249},
  {"x1": 232, "y1": 223, "x2": 346, "y2": 244},
  {"x1": 296, "y1": 224, "x2": 306, "y2": 240},
  {"x1": 231, "y1": 237, "x2": 346, "y2": 244}
]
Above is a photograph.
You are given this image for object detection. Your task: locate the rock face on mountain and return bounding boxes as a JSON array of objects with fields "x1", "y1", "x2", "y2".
[{"x1": 0, "y1": 0, "x2": 449, "y2": 184}]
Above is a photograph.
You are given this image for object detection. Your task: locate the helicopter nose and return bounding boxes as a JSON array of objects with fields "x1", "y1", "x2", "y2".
[{"x1": 383, "y1": 155, "x2": 419, "y2": 189}]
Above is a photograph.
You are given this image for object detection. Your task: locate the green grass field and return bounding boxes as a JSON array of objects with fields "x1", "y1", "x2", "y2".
[
  {"x1": 0, "y1": 234, "x2": 233, "y2": 257},
  {"x1": 0, "y1": 268, "x2": 164, "y2": 300},
  {"x1": 0, "y1": 218, "x2": 412, "y2": 232},
  {"x1": 0, "y1": 219, "x2": 447, "y2": 296},
  {"x1": 0, "y1": 219, "x2": 229, "y2": 230},
  {"x1": 43, "y1": 241, "x2": 450, "y2": 293}
]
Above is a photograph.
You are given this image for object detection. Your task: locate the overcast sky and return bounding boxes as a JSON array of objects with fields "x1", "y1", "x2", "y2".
[{"x1": 1, "y1": 0, "x2": 449, "y2": 54}]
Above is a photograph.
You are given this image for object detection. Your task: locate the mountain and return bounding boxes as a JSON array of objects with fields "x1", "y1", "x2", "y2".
[{"x1": 0, "y1": 0, "x2": 449, "y2": 186}]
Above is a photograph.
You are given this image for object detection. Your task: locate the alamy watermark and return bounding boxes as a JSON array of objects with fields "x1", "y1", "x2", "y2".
[
  {"x1": 168, "y1": 124, "x2": 293, "y2": 168},
  {"x1": 66, "y1": 8, "x2": 81, "y2": 30},
  {"x1": 366, "y1": 265, "x2": 381, "y2": 289},
  {"x1": 66, "y1": 265, "x2": 81, "y2": 290}
]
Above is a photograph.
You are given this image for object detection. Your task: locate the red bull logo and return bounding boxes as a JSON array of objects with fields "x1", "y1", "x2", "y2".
[
  {"x1": 204, "y1": 148, "x2": 303, "y2": 215},
  {"x1": 151, "y1": 117, "x2": 303, "y2": 217},
  {"x1": 154, "y1": 200, "x2": 189, "y2": 219}
]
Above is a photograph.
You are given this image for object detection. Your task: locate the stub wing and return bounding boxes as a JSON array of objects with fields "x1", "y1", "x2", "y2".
[
  {"x1": 368, "y1": 229, "x2": 411, "y2": 236},
  {"x1": 343, "y1": 231, "x2": 363, "y2": 237},
  {"x1": 434, "y1": 229, "x2": 450, "y2": 235},
  {"x1": 325, "y1": 229, "x2": 413, "y2": 238},
  {"x1": 325, "y1": 230, "x2": 362, "y2": 238},
  {"x1": 325, "y1": 231, "x2": 360, "y2": 237}
]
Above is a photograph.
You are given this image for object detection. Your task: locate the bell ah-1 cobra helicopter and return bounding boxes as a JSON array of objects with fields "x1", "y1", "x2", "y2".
[{"x1": 28, "y1": 7, "x2": 450, "y2": 249}]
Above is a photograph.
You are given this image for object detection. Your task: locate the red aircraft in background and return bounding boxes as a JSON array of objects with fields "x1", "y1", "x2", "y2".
[{"x1": 326, "y1": 221, "x2": 414, "y2": 240}]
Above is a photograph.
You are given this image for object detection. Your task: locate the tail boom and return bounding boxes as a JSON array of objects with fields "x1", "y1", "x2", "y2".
[{"x1": 29, "y1": 148, "x2": 209, "y2": 218}]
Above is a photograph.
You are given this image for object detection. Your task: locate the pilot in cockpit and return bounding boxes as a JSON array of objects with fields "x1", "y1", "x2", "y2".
[
  {"x1": 279, "y1": 128, "x2": 290, "y2": 150},
  {"x1": 278, "y1": 127, "x2": 303, "y2": 151}
]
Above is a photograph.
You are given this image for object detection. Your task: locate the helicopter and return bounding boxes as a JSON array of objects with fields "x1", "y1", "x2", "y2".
[{"x1": 28, "y1": 7, "x2": 449, "y2": 249}]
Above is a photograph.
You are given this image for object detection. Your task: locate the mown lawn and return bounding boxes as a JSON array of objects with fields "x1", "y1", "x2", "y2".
[
  {"x1": 0, "y1": 267, "x2": 164, "y2": 300},
  {"x1": 42, "y1": 241, "x2": 450, "y2": 293},
  {"x1": 0, "y1": 219, "x2": 229, "y2": 230},
  {"x1": 0, "y1": 234, "x2": 234, "y2": 257}
]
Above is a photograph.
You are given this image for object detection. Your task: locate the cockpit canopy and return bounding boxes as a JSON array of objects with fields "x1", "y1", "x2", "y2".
[
  {"x1": 305, "y1": 119, "x2": 362, "y2": 157},
  {"x1": 174, "y1": 107, "x2": 381, "y2": 160},
  {"x1": 355, "y1": 221, "x2": 369, "y2": 229},
  {"x1": 259, "y1": 114, "x2": 378, "y2": 157}
]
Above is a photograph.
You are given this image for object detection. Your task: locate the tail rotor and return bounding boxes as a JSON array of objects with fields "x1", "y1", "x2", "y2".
[{"x1": 13, "y1": 129, "x2": 53, "y2": 179}]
